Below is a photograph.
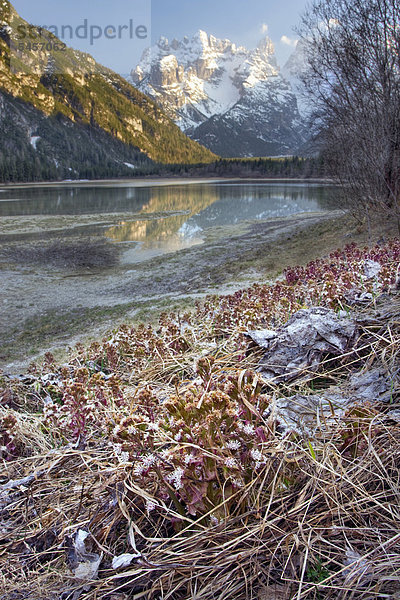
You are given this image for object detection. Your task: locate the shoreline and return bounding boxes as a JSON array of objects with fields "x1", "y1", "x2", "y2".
[
  {"x1": 1, "y1": 234, "x2": 399, "y2": 600},
  {"x1": 0, "y1": 176, "x2": 336, "y2": 189},
  {"x1": 0, "y1": 176, "x2": 394, "y2": 374},
  {"x1": 1, "y1": 209, "x2": 346, "y2": 374}
]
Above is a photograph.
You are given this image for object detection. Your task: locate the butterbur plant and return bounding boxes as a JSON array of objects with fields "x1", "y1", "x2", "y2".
[
  {"x1": 0, "y1": 412, "x2": 18, "y2": 460},
  {"x1": 158, "y1": 312, "x2": 194, "y2": 354},
  {"x1": 1, "y1": 238, "x2": 400, "y2": 599},
  {"x1": 24, "y1": 240, "x2": 400, "y2": 516},
  {"x1": 195, "y1": 355, "x2": 216, "y2": 385},
  {"x1": 42, "y1": 240, "x2": 399, "y2": 401},
  {"x1": 108, "y1": 369, "x2": 275, "y2": 520},
  {"x1": 195, "y1": 239, "x2": 400, "y2": 339},
  {"x1": 109, "y1": 388, "x2": 161, "y2": 457},
  {"x1": 43, "y1": 368, "x2": 124, "y2": 442}
]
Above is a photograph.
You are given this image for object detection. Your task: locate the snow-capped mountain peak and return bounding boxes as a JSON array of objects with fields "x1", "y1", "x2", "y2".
[{"x1": 129, "y1": 31, "x2": 307, "y2": 157}]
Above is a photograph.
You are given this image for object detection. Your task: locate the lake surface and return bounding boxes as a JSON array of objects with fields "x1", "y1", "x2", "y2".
[
  {"x1": 0, "y1": 180, "x2": 336, "y2": 263},
  {"x1": 0, "y1": 179, "x2": 343, "y2": 370}
]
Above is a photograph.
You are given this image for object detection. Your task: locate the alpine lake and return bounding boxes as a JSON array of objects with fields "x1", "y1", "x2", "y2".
[{"x1": 0, "y1": 178, "x2": 343, "y2": 369}]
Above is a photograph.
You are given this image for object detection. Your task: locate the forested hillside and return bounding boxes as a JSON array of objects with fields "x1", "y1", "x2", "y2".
[{"x1": 0, "y1": 1, "x2": 216, "y2": 182}]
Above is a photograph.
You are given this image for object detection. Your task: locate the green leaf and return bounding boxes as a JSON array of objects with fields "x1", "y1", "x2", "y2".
[{"x1": 308, "y1": 440, "x2": 316, "y2": 460}]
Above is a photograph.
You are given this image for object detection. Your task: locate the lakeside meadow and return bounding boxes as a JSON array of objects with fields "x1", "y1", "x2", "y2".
[
  {"x1": 1, "y1": 0, "x2": 400, "y2": 597},
  {"x1": 1, "y1": 234, "x2": 400, "y2": 599}
]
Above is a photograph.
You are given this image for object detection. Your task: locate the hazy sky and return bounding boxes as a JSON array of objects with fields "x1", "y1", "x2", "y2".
[{"x1": 11, "y1": 0, "x2": 309, "y2": 74}]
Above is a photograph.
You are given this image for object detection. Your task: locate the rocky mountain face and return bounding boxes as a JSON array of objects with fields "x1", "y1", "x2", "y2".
[
  {"x1": 130, "y1": 31, "x2": 308, "y2": 157},
  {"x1": 281, "y1": 39, "x2": 310, "y2": 119},
  {"x1": 0, "y1": 2, "x2": 215, "y2": 182}
]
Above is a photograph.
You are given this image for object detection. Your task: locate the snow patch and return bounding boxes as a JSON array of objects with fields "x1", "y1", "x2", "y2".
[{"x1": 30, "y1": 136, "x2": 40, "y2": 149}]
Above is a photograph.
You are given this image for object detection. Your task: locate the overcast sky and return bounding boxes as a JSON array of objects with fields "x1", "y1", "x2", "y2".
[{"x1": 11, "y1": 0, "x2": 309, "y2": 74}]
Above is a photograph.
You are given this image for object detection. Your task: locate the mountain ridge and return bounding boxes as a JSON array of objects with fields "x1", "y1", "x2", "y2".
[
  {"x1": 0, "y1": 2, "x2": 216, "y2": 181},
  {"x1": 130, "y1": 30, "x2": 307, "y2": 157}
]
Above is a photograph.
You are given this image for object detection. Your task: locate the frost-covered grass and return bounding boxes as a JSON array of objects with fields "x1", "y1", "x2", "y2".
[{"x1": 0, "y1": 239, "x2": 400, "y2": 599}]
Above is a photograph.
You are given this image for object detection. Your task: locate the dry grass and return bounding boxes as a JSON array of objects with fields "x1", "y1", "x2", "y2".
[
  {"x1": 1, "y1": 411, "x2": 400, "y2": 600},
  {"x1": 1, "y1": 244, "x2": 400, "y2": 599}
]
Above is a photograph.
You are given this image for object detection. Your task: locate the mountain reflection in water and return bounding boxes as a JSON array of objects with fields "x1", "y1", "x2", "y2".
[
  {"x1": 105, "y1": 183, "x2": 334, "y2": 254},
  {"x1": 0, "y1": 181, "x2": 336, "y2": 261}
]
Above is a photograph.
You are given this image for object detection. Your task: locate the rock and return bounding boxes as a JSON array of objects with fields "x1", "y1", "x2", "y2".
[
  {"x1": 270, "y1": 393, "x2": 324, "y2": 435},
  {"x1": 246, "y1": 329, "x2": 277, "y2": 349},
  {"x1": 247, "y1": 307, "x2": 357, "y2": 383},
  {"x1": 268, "y1": 367, "x2": 396, "y2": 435},
  {"x1": 387, "y1": 409, "x2": 400, "y2": 422},
  {"x1": 346, "y1": 290, "x2": 374, "y2": 305},
  {"x1": 346, "y1": 368, "x2": 394, "y2": 403}
]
